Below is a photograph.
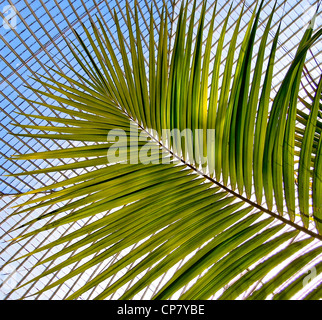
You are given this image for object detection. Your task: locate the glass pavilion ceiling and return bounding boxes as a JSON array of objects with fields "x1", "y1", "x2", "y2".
[{"x1": 0, "y1": 0, "x2": 321, "y2": 299}]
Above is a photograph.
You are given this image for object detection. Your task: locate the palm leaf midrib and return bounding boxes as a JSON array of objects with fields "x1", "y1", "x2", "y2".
[{"x1": 126, "y1": 111, "x2": 322, "y2": 242}]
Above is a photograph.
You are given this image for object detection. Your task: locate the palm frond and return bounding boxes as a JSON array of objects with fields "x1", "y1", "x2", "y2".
[{"x1": 6, "y1": 0, "x2": 322, "y2": 300}]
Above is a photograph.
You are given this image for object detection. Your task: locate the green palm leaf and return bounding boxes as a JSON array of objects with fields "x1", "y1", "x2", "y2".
[{"x1": 6, "y1": 0, "x2": 322, "y2": 300}]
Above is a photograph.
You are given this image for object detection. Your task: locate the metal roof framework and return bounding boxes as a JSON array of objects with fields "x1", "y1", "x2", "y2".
[{"x1": 0, "y1": 0, "x2": 321, "y2": 300}]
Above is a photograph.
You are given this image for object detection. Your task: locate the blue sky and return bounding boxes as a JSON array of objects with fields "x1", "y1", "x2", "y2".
[{"x1": 0, "y1": 0, "x2": 321, "y2": 195}]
